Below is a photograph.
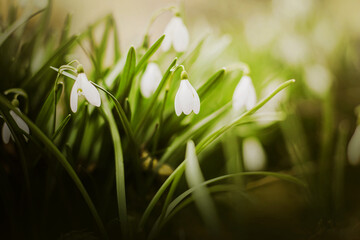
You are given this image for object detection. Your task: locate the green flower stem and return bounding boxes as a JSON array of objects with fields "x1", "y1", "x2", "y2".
[
  {"x1": 196, "y1": 79, "x2": 296, "y2": 152},
  {"x1": 163, "y1": 171, "x2": 307, "y2": 224},
  {"x1": 92, "y1": 82, "x2": 137, "y2": 145},
  {"x1": 0, "y1": 95, "x2": 107, "y2": 238},
  {"x1": 151, "y1": 89, "x2": 169, "y2": 155},
  {"x1": 139, "y1": 79, "x2": 296, "y2": 229},
  {"x1": 144, "y1": 6, "x2": 176, "y2": 37},
  {"x1": 134, "y1": 58, "x2": 177, "y2": 138}
]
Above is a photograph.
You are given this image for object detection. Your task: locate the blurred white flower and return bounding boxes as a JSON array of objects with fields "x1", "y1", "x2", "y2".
[
  {"x1": 140, "y1": 62, "x2": 162, "y2": 98},
  {"x1": 275, "y1": 34, "x2": 309, "y2": 65},
  {"x1": 175, "y1": 75, "x2": 200, "y2": 116},
  {"x1": 245, "y1": 14, "x2": 279, "y2": 50},
  {"x1": 272, "y1": 0, "x2": 313, "y2": 21},
  {"x1": 2, "y1": 109, "x2": 30, "y2": 144},
  {"x1": 243, "y1": 137, "x2": 267, "y2": 171},
  {"x1": 232, "y1": 76, "x2": 257, "y2": 111},
  {"x1": 70, "y1": 66, "x2": 101, "y2": 113},
  {"x1": 304, "y1": 64, "x2": 332, "y2": 96},
  {"x1": 162, "y1": 16, "x2": 189, "y2": 52},
  {"x1": 348, "y1": 125, "x2": 360, "y2": 166}
]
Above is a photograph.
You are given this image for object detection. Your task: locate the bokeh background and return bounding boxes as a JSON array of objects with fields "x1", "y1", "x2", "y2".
[{"x1": 2, "y1": 0, "x2": 360, "y2": 239}]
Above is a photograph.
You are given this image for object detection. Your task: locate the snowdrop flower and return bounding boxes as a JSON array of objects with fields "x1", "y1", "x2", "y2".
[
  {"x1": 232, "y1": 76, "x2": 257, "y2": 111},
  {"x1": 174, "y1": 71, "x2": 200, "y2": 116},
  {"x1": 140, "y1": 62, "x2": 162, "y2": 98},
  {"x1": 243, "y1": 137, "x2": 267, "y2": 171},
  {"x1": 348, "y1": 125, "x2": 360, "y2": 166},
  {"x1": 162, "y1": 15, "x2": 189, "y2": 52},
  {"x1": 2, "y1": 109, "x2": 30, "y2": 144},
  {"x1": 70, "y1": 65, "x2": 101, "y2": 113}
]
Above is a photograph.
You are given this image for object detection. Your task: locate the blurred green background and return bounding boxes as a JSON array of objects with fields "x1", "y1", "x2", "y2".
[{"x1": 1, "y1": 0, "x2": 360, "y2": 239}]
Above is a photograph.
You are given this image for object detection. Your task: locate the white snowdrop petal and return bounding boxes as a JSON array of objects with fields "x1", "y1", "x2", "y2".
[
  {"x1": 175, "y1": 81, "x2": 187, "y2": 116},
  {"x1": 232, "y1": 78, "x2": 249, "y2": 111},
  {"x1": 185, "y1": 80, "x2": 200, "y2": 114},
  {"x1": 174, "y1": 92, "x2": 182, "y2": 116},
  {"x1": 172, "y1": 17, "x2": 189, "y2": 52},
  {"x1": 70, "y1": 79, "x2": 79, "y2": 113},
  {"x1": 140, "y1": 73, "x2": 153, "y2": 98},
  {"x1": 181, "y1": 80, "x2": 197, "y2": 115},
  {"x1": 140, "y1": 63, "x2": 162, "y2": 98},
  {"x1": 348, "y1": 125, "x2": 360, "y2": 166},
  {"x1": 151, "y1": 63, "x2": 163, "y2": 86},
  {"x1": 2, "y1": 123, "x2": 11, "y2": 144},
  {"x1": 10, "y1": 110, "x2": 29, "y2": 135},
  {"x1": 82, "y1": 79, "x2": 101, "y2": 107},
  {"x1": 161, "y1": 33, "x2": 172, "y2": 52},
  {"x1": 245, "y1": 82, "x2": 257, "y2": 110},
  {"x1": 243, "y1": 137, "x2": 267, "y2": 171},
  {"x1": 161, "y1": 18, "x2": 175, "y2": 51},
  {"x1": 175, "y1": 79, "x2": 201, "y2": 116}
]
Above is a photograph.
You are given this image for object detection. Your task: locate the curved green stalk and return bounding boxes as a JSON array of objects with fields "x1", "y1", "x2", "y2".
[
  {"x1": 139, "y1": 79, "x2": 296, "y2": 229},
  {"x1": 155, "y1": 171, "x2": 306, "y2": 232},
  {"x1": 196, "y1": 79, "x2": 296, "y2": 152},
  {"x1": 92, "y1": 82, "x2": 136, "y2": 144}
]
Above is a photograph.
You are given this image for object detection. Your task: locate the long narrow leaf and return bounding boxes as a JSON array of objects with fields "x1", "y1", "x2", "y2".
[
  {"x1": 135, "y1": 35, "x2": 165, "y2": 74},
  {"x1": 185, "y1": 140, "x2": 220, "y2": 233},
  {"x1": 22, "y1": 35, "x2": 78, "y2": 87},
  {"x1": 197, "y1": 68, "x2": 226, "y2": 97},
  {"x1": 117, "y1": 46, "x2": 136, "y2": 99},
  {"x1": 35, "y1": 82, "x2": 63, "y2": 135},
  {"x1": 51, "y1": 114, "x2": 71, "y2": 140},
  {"x1": 0, "y1": 9, "x2": 44, "y2": 46},
  {"x1": 101, "y1": 96, "x2": 127, "y2": 238}
]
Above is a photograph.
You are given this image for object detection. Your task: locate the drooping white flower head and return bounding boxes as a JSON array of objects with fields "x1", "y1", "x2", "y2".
[
  {"x1": 174, "y1": 71, "x2": 200, "y2": 116},
  {"x1": 140, "y1": 62, "x2": 162, "y2": 98},
  {"x1": 243, "y1": 137, "x2": 267, "y2": 171},
  {"x1": 348, "y1": 125, "x2": 360, "y2": 166},
  {"x1": 161, "y1": 16, "x2": 189, "y2": 52},
  {"x1": 70, "y1": 65, "x2": 101, "y2": 113},
  {"x1": 2, "y1": 109, "x2": 30, "y2": 144},
  {"x1": 232, "y1": 75, "x2": 257, "y2": 111}
]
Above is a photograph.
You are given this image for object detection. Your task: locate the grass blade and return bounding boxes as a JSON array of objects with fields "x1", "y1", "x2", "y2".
[
  {"x1": 117, "y1": 46, "x2": 136, "y2": 99},
  {"x1": 51, "y1": 114, "x2": 71, "y2": 140},
  {"x1": 101, "y1": 96, "x2": 127, "y2": 238},
  {"x1": 92, "y1": 82, "x2": 136, "y2": 144},
  {"x1": 184, "y1": 140, "x2": 220, "y2": 233},
  {"x1": 135, "y1": 35, "x2": 165, "y2": 74},
  {"x1": 22, "y1": 35, "x2": 78, "y2": 87},
  {"x1": 197, "y1": 68, "x2": 226, "y2": 97},
  {"x1": 0, "y1": 9, "x2": 45, "y2": 46},
  {"x1": 35, "y1": 82, "x2": 63, "y2": 136},
  {"x1": 166, "y1": 171, "x2": 306, "y2": 219}
]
